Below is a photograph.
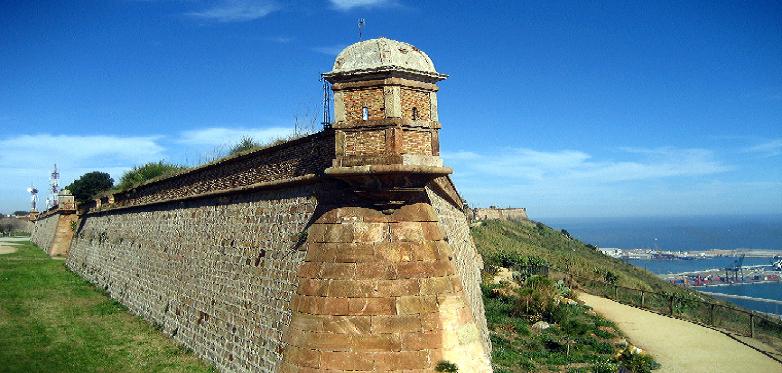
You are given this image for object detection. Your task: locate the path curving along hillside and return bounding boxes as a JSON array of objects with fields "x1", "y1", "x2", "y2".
[{"x1": 578, "y1": 292, "x2": 781, "y2": 373}]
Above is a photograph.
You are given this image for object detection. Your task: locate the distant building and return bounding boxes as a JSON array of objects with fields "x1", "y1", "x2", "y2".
[
  {"x1": 599, "y1": 248, "x2": 623, "y2": 258},
  {"x1": 470, "y1": 206, "x2": 528, "y2": 222}
]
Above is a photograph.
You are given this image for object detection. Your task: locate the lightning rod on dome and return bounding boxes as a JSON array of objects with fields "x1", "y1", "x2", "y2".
[{"x1": 358, "y1": 18, "x2": 366, "y2": 40}]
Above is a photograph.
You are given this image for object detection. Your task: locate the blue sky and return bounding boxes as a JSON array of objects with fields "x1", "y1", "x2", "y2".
[{"x1": 1, "y1": 0, "x2": 780, "y2": 218}]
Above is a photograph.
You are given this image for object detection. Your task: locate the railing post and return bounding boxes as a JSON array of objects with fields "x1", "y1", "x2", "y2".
[
  {"x1": 614, "y1": 285, "x2": 618, "y2": 299},
  {"x1": 640, "y1": 291, "x2": 645, "y2": 308},
  {"x1": 750, "y1": 313, "x2": 755, "y2": 338},
  {"x1": 669, "y1": 296, "x2": 674, "y2": 316},
  {"x1": 709, "y1": 304, "x2": 715, "y2": 325}
]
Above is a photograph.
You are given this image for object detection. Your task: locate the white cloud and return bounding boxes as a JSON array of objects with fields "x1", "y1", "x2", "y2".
[
  {"x1": 177, "y1": 126, "x2": 294, "y2": 147},
  {"x1": 186, "y1": 0, "x2": 280, "y2": 22},
  {"x1": 0, "y1": 133, "x2": 166, "y2": 212},
  {"x1": 444, "y1": 146, "x2": 729, "y2": 183},
  {"x1": 443, "y1": 146, "x2": 738, "y2": 217},
  {"x1": 744, "y1": 138, "x2": 782, "y2": 157},
  {"x1": 266, "y1": 36, "x2": 293, "y2": 43},
  {"x1": 329, "y1": 0, "x2": 396, "y2": 11},
  {"x1": 0, "y1": 134, "x2": 164, "y2": 169}
]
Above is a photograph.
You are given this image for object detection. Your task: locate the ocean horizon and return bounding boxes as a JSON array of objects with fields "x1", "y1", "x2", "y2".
[{"x1": 540, "y1": 214, "x2": 782, "y2": 251}]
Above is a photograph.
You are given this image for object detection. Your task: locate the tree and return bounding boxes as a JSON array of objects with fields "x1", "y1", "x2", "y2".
[
  {"x1": 0, "y1": 217, "x2": 28, "y2": 236},
  {"x1": 0, "y1": 220, "x2": 13, "y2": 236},
  {"x1": 117, "y1": 161, "x2": 187, "y2": 191},
  {"x1": 12, "y1": 210, "x2": 27, "y2": 216},
  {"x1": 66, "y1": 171, "x2": 114, "y2": 203}
]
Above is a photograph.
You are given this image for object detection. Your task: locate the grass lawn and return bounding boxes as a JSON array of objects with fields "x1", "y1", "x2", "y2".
[{"x1": 0, "y1": 240, "x2": 214, "y2": 373}]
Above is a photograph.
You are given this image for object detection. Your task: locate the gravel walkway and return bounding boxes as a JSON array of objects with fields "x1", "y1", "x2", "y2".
[{"x1": 579, "y1": 292, "x2": 780, "y2": 373}]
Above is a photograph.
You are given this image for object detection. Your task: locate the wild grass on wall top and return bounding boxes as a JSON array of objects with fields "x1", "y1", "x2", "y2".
[{"x1": 115, "y1": 161, "x2": 189, "y2": 191}]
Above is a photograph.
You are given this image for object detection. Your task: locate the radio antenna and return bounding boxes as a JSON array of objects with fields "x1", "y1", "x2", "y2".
[
  {"x1": 358, "y1": 18, "x2": 366, "y2": 40},
  {"x1": 320, "y1": 76, "x2": 332, "y2": 129}
]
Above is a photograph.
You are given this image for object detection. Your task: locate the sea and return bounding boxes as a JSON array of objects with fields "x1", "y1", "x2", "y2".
[{"x1": 541, "y1": 214, "x2": 782, "y2": 315}]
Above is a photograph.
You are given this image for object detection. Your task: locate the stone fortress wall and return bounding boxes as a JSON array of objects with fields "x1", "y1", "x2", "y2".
[
  {"x1": 34, "y1": 37, "x2": 494, "y2": 372},
  {"x1": 471, "y1": 207, "x2": 528, "y2": 222},
  {"x1": 30, "y1": 210, "x2": 59, "y2": 251},
  {"x1": 30, "y1": 191, "x2": 79, "y2": 257},
  {"x1": 69, "y1": 182, "x2": 322, "y2": 372}
]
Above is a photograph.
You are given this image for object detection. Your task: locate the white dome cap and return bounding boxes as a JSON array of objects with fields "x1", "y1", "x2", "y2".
[{"x1": 326, "y1": 38, "x2": 446, "y2": 79}]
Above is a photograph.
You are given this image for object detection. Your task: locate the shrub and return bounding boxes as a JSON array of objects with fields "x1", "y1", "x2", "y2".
[
  {"x1": 434, "y1": 360, "x2": 459, "y2": 372},
  {"x1": 488, "y1": 252, "x2": 548, "y2": 279},
  {"x1": 604, "y1": 271, "x2": 619, "y2": 285},
  {"x1": 513, "y1": 276, "x2": 558, "y2": 320},
  {"x1": 117, "y1": 161, "x2": 187, "y2": 191},
  {"x1": 591, "y1": 359, "x2": 619, "y2": 373},
  {"x1": 555, "y1": 279, "x2": 572, "y2": 297},
  {"x1": 491, "y1": 251, "x2": 527, "y2": 268},
  {"x1": 616, "y1": 348, "x2": 660, "y2": 372},
  {"x1": 551, "y1": 304, "x2": 589, "y2": 336}
]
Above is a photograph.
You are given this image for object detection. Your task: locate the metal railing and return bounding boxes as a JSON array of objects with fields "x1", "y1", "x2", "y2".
[
  {"x1": 510, "y1": 264, "x2": 549, "y2": 280},
  {"x1": 496, "y1": 262, "x2": 782, "y2": 356}
]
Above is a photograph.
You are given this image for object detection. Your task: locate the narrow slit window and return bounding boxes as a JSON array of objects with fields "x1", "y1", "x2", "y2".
[
  {"x1": 362, "y1": 107, "x2": 369, "y2": 121},
  {"x1": 412, "y1": 107, "x2": 419, "y2": 120}
]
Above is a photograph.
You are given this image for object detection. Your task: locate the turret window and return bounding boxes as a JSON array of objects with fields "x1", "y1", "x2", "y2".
[
  {"x1": 362, "y1": 107, "x2": 369, "y2": 121},
  {"x1": 412, "y1": 107, "x2": 419, "y2": 120}
]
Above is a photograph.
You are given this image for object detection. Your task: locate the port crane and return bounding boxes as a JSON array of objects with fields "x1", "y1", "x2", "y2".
[{"x1": 724, "y1": 254, "x2": 746, "y2": 283}]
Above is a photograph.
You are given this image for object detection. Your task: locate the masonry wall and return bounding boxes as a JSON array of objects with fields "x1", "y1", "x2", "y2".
[
  {"x1": 427, "y1": 187, "x2": 491, "y2": 355},
  {"x1": 400, "y1": 88, "x2": 431, "y2": 121},
  {"x1": 50, "y1": 213, "x2": 78, "y2": 256},
  {"x1": 280, "y1": 201, "x2": 491, "y2": 372},
  {"x1": 31, "y1": 212, "x2": 59, "y2": 253},
  {"x1": 67, "y1": 184, "x2": 322, "y2": 372},
  {"x1": 343, "y1": 88, "x2": 385, "y2": 121},
  {"x1": 62, "y1": 131, "x2": 492, "y2": 372}
]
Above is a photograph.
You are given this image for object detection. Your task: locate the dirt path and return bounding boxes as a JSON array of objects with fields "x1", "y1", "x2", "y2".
[{"x1": 578, "y1": 292, "x2": 780, "y2": 372}]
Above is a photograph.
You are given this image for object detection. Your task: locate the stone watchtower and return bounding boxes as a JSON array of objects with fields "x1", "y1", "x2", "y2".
[
  {"x1": 278, "y1": 38, "x2": 492, "y2": 372},
  {"x1": 323, "y1": 38, "x2": 452, "y2": 205}
]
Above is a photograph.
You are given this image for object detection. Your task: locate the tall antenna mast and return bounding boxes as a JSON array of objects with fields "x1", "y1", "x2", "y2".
[
  {"x1": 49, "y1": 163, "x2": 60, "y2": 208},
  {"x1": 358, "y1": 18, "x2": 366, "y2": 40}
]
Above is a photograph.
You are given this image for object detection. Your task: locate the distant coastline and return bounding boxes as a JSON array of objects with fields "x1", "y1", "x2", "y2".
[
  {"x1": 693, "y1": 280, "x2": 780, "y2": 288},
  {"x1": 542, "y1": 214, "x2": 782, "y2": 251}
]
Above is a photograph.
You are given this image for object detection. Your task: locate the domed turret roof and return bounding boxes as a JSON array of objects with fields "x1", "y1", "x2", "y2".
[{"x1": 326, "y1": 38, "x2": 445, "y2": 79}]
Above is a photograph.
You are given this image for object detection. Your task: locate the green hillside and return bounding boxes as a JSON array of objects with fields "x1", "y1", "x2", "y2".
[
  {"x1": 471, "y1": 219, "x2": 782, "y2": 357},
  {"x1": 472, "y1": 219, "x2": 666, "y2": 372},
  {"x1": 472, "y1": 219, "x2": 690, "y2": 295}
]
